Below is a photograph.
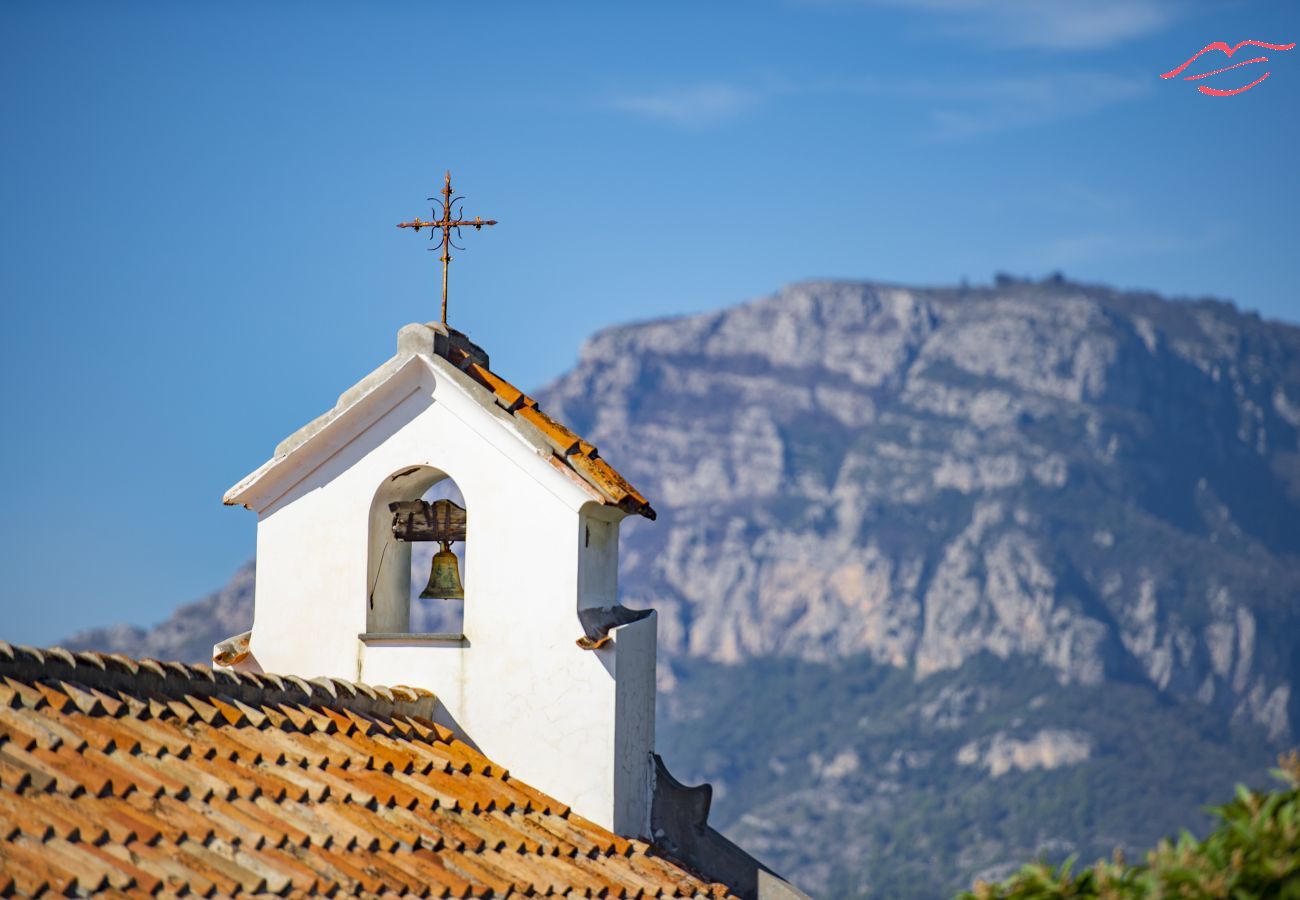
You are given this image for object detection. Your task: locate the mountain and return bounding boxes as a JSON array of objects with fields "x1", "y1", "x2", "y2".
[
  {"x1": 61, "y1": 276, "x2": 1300, "y2": 897},
  {"x1": 63, "y1": 561, "x2": 255, "y2": 663}
]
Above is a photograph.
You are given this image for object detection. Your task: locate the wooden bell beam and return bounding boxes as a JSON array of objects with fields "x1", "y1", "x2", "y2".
[{"x1": 389, "y1": 498, "x2": 467, "y2": 542}]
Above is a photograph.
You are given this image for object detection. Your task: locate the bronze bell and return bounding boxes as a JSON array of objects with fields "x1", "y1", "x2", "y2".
[{"x1": 420, "y1": 541, "x2": 464, "y2": 600}]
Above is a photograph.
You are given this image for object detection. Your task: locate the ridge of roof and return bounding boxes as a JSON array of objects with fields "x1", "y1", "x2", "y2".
[
  {"x1": 0, "y1": 641, "x2": 437, "y2": 723},
  {"x1": 0, "y1": 643, "x2": 735, "y2": 897}
]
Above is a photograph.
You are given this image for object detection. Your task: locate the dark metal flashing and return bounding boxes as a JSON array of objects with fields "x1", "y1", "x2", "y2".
[{"x1": 651, "y1": 754, "x2": 810, "y2": 900}]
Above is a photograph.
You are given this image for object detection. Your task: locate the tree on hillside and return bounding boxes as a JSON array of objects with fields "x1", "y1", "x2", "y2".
[{"x1": 961, "y1": 753, "x2": 1300, "y2": 899}]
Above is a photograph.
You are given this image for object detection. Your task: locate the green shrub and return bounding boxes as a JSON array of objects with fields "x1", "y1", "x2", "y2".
[{"x1": 960, "y1": 753, "x2": 1300, "y2": 899}]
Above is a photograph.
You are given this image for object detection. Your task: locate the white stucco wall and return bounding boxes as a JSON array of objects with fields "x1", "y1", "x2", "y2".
[
  {"x1": 234, "y1": 347, "x2": 656, "y2": 835},
  {"x1": 578, "y1": 506, "x2": 621, "y2": 610}
]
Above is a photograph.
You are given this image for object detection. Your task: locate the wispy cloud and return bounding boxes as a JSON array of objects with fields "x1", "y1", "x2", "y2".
[
  {"x1": 820, "y1": 71, "x2": 1153, "y2": 138},
  {"x1": 609, "y1": 70, "x2": 1151, "y2": 139},
  {"x1": 607, "y1": 83, "x2": 767, "y2": 126},
  {"x1": 1031, "y1": 223, "x2": 1233, "y2": 268},
  {"x1": 842, "y1": 0, "x2": 1181, "y2": 50},
  {"x1": 1037, "y1": 183, "x2": 1136, "y2": 217},
  {"x1": 913, "y1": 73, "x2": 1153, "y2": 138}
]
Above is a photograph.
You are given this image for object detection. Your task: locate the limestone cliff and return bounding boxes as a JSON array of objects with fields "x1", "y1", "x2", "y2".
[{"x1": 539, "y1": 277, "x2": 1300, "y2": 742}]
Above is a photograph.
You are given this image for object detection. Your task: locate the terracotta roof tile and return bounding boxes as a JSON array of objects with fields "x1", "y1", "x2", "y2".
[
  {"x1": 205, "y1": 795, "x2": 281, "y2": 849},
  {"x1": 248, "y1": 794, "x2": 315, "y2": 848},
  {"x1": 173, "y1": 840, "x2": 252, "y2": 894},
  {"x1": 0, "y1": 643, "x2": 736, "y2": 897},
  {"x1": 0, "y1": 835, "x2": 76, "y2": 895},
  {"x1": 446, "y1": 345, "x2": 656, "y2": 520},
  {"x1": 1, "y1": 707, "x2": 79, "y2": 753},
  {"x1": 80, "y1": 836, "x2": 165, "y2": 893},
  {"x1": 2, "y1": 678, "x2": 49, "y2": 714},
  {"x1": 112, "y1": 747, "x2": 206, "y2": 798},
  {"x1": 406, "y1": 845, "x2": 477, "y2": 897}
]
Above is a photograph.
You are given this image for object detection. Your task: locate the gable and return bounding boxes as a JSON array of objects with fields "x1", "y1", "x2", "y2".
[{"x1": 224, "y1": 323, "x2": 654, "y2": 519}]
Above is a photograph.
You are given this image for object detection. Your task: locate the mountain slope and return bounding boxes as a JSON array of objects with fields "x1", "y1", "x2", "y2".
[
  {"x1": 655, "y1": 653, "x2": 1276, "y2": 897},
  {"x1": 540, "y1": 277, "x2": 1300, "y2": 742},
  {"x1": 58, "y1": 276, "x2": 1300, "y2": 896},
  {"x1": 63, "y1": 561, "x2": 255, "y2": 663}
]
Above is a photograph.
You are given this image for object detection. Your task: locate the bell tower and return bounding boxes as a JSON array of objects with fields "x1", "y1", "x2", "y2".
[{"x1": 219, "y1": 174, "x2": 660, "y2": 837}]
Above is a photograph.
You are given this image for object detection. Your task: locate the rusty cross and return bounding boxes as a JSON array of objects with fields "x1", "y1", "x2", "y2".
[{"x1": 397, "y1": 171, "x2": 498, "y2": 326}]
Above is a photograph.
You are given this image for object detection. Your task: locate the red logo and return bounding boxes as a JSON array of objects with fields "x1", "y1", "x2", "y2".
[{"x1": 1160, "y1": 39, "x2": 1295, "y2": 96}]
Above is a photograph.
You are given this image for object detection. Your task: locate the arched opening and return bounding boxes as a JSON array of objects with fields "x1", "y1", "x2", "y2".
[{"x1": 366, "y1": 465, "x2": 467, "y2": 636}]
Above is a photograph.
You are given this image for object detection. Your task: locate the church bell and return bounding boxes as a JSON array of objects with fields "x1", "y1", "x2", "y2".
[
  {"x1": 390, "y1": 497, "x2": 468, "y2": 602},
  {"x1": 420, "y1": 541, "x2": 465, "y2": 600}
]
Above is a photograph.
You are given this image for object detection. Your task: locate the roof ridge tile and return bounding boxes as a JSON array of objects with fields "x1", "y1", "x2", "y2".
[
  {"x1": 100, "y1": 654, "x2": 140, "y2": 677},
  {"x1": 0, "y1": 647, "x2": 439, "y2": 725},
  {"x1": 71, "y1": 650, "x2": 108, "y2": 671},
  {"x1": 12, "y1": 645, "x2": 45, "y2": 666},
  {"x1": 43, "y1": 647, "x2": 78, "y2": 669}
]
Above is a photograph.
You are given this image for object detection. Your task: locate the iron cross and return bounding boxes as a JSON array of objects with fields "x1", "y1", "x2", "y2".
[{"x1": 397, "y1": 171, "x2": 498, "y2": 326}]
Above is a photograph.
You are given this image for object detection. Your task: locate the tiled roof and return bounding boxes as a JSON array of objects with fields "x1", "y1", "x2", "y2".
[
  {"x1": 0, "y1": 643, "x2": 731, "y2": 897},
  {"x1": 443, "y1": 344, "x2": 655, "y2": 521}
]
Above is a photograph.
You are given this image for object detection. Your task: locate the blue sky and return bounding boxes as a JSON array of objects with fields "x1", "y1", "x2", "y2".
[{"x1": 1, "y1": 1, "x2": 1297, "y2": 646}]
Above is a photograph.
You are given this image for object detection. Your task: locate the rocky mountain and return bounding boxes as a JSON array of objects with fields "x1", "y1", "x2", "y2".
[
  {"x1": 63, "y1": 561, "x2": 255, "y2": 663},
  {"x1": 542, "y1": 277, "x2": 1300, "y2": 742},
  {"x1": 61, "y1": 276, "x2": 1300, "y2": 897}
]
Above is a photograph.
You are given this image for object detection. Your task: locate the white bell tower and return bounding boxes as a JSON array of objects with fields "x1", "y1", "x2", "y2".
[{"x1": 220, "y1": 316, "x2": 660, "y2": 837}]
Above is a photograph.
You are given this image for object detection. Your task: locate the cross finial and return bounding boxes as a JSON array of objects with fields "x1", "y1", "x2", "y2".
[{"x1": 397, "y1": 171, "x2": 498, "y2": 326}]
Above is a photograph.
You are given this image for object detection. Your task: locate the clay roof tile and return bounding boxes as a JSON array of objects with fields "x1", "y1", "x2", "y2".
[
  {"x1": 0, "y1": 647, "x2": 741, "y2": 899},
  {"x1": 440, "y1": 344, "x2": 654, "y2": 519}
]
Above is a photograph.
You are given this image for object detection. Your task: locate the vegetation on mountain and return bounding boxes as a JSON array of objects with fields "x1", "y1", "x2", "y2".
[
  {"x1": 958, "y1": 753, "x2": 1300, "y2": 899},
  {"x1": 658, "y1": 653, "x2": 1277, "y2": 898}
]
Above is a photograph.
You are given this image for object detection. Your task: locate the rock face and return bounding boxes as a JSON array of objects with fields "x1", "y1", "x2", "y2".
[
  {"x1": 538, "y1": 278, "x2": 1300, "y2": 742},
  {"x1": 955, "y1": 728, "x2": 1092, "y2": 777}
]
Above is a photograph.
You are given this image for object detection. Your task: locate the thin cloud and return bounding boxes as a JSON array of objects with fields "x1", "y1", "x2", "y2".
[
  {"x1": 918, "y1": 73, "x2": 1154, "y2": 138},
  {"x1": 1041, "y1": 183, "x2": 1136, "y2": 217},
  {"x1": 608, "y1": 83, "x2": 765, "y2": 126},
  {"x1": 845, "y1": 0, "x2": 1181, "y2": 50},
  {"x1": 1032, "y1": 223, "x2": 1233, "y2": 267},
  {"x1": 829, "y1": 72, "x2": 1153, "y2": 139},
  {"x1": 609, "y1": 71, "x2": 1151, "y2": 138}
]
